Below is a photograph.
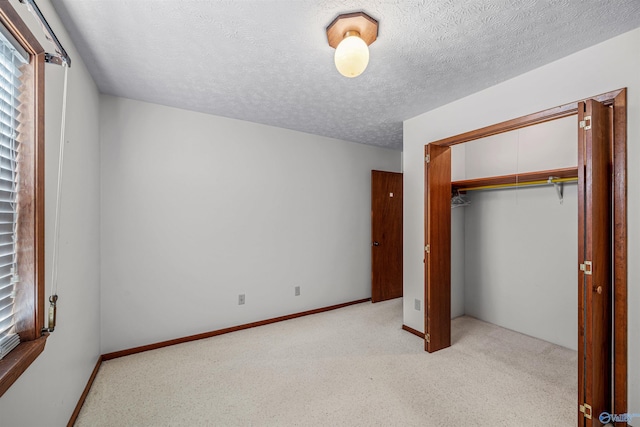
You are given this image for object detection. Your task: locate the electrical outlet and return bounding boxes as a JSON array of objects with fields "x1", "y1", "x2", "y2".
[
  {"x1": 238, "y1": 294, "x2": 245, "y2": 305},
  {"x1": 414, "y1": 299, "x2": 421, "y2": 311},
  {"x1": 294, "y1": 286, "x2": 300, "y2": 296}
]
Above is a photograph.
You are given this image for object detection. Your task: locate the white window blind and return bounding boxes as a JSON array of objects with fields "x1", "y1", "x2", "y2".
[{"x1": 0, "y1": 27, "x2": 27, "y2": 360}]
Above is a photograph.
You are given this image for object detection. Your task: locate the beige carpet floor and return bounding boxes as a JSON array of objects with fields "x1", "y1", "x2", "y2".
[{"x1": 75, "y1": 299, "x2": 577, "y2": 426}]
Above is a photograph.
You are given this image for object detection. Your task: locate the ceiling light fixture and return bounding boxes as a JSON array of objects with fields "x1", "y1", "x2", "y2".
[{"x1": 326, "y1": 12, "x2": 378, "y2": 78}]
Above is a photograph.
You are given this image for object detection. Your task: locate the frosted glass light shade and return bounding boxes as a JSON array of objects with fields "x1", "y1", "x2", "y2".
[{"x1": 334, "y1": 35, "x2": 369, "y2": 78}]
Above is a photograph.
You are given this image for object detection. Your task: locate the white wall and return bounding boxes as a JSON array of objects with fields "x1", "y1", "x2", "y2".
[
  {"x1": 0, "y1": 1, "x2": 101, "y2": 426},
  {"x1": 450, "y1": 144, "x2": 467, "y2": 319},
  {"x1": 404, "y1": 27, "x2": 640, "y2": 417},
  {"x1": 464, "y1": 185, "x2": 577, "y2": 350},
  {"x1": 461, "y1": 117, "x2": 578, "y2": 350},
  {"x1": 463, "y1": 116, "x2": 577, "y2": 179},
  {"x1": 450, "y1": 208, "x2": 465, "y2": 318},
  {"x1": 100, "y1": 96, "x2": 401, "y2": 354}
]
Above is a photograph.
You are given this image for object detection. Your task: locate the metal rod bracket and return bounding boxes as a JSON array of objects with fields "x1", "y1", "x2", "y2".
[
  {"x1": 19, "y1": 0, "x2": 71, "y2": 67},
  {"x1": 548, "y1": 176, "x2": 564, "y2": 204},
  {"x1": 45, "y1": 53, "x2": 66, "y2": 66}
]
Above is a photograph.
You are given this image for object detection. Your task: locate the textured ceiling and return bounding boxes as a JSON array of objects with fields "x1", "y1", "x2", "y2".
[{"x1": 52, "y1": 0, "x2": 640, "y2": 150}]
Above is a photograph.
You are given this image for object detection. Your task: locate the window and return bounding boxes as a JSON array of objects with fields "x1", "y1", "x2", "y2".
[
  {"x1": 0, "y1": 2, "x2": 46, "y2": 397},
  {"x1": 0, "y1": 22, "x2": 28, "y2": 361}
]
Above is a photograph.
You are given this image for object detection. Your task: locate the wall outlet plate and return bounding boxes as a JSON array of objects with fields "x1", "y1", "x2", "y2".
[
  {"x1": 414, "y1": 299, "x2": 421, "y2": 311},
  {"x1": 294, "y1": 286, "x2": 300, "y2": 296},
  {"x1": 238, "y1": 294, "x2": 245, "y2": 305}
]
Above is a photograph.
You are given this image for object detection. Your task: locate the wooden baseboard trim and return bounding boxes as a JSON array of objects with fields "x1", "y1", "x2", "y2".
[
  {"x1": 67, "y1": 356, "x2": 102, "y2": 427},
  {"x1": 102, "y1": 298, "x2": 371, "y2": 361},
  {"x1": 402, "y1": 324, "x2": 425, "y2": 339}
]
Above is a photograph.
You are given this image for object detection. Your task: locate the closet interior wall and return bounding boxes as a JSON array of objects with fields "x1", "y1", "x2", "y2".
[{"x1": 453, "y1": 116, "x2": 578, "y2": 350}]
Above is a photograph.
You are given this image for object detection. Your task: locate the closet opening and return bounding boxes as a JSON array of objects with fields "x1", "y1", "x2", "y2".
[{"x1": 423, "y1": 89, "x2": 627, "y2": 426}]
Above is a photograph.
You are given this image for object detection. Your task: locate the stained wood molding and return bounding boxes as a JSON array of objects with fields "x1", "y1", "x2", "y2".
[
  {"x1": 612, "y1": 89, "x2": 627, "y2": 421},
  {"x1": 67, "y1": 356, "x2": 102, "y2": 427},
  {"x1": 451, "y1": 167, "x2": 578, "y2": 191},
  {"x1": 430, "y1": 89, "x2": 624, "y2": 148},
  {"x1": 402, "y1": 324, "x2": 424, "y2": 339},
  {"x1": 0, "y1": 335, "x2": 47, "y2": 397},
  {"x1": 103, "y1": 298, "x2": 371, "y2": 360}
]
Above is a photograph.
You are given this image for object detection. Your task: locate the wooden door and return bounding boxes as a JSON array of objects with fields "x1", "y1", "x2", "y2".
[
  {"x1": 578, "y1": 99, "x2": 612, "y2": 426},
  {"x1": 371, "y1": 171, "x2": 403, "y2": 303},
  {"x1": 424, "y1": 144, "x2": 451, "y2": 352}
]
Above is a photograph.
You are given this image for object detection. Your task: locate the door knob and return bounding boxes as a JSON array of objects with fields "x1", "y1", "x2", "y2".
[
  {"x1": 373, "y1": 241, "x2": 380, "y2": 246},
  {"x1": 595, "y1": 285, "x2": 603, "y2": 294}
]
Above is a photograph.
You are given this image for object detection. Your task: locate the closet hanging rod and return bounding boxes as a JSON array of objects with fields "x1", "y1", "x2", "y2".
[
  {"x1": 19, "y1": 0, "x2": 71, "y2": 66},
  {"x1": 456, "y1": 176, "x2": 577, "y2": 192},
  {"x1": 451, "y1": 166, "x2": 578, "y2": 191}
]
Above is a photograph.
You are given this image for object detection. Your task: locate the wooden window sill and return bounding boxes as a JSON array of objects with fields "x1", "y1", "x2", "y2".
[{"x1": 0, "y1": 334, "x2": 48, "y2": 397}]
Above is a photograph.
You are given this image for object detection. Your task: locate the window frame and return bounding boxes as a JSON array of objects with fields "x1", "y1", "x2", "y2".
[{"x1": 0, "y1": 0, "x2": 46, "y2": 398}]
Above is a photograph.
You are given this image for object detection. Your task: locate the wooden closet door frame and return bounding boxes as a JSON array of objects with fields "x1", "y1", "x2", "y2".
[
  {"x1": 424, "y1": 145, "x2": 451, "y2": 352},
  {"x1": 424, "y1": 88, "x2": 627, "y2": 418},
  {"x1": 578, "y1": 99, "x2": 613, "y2": 426}
]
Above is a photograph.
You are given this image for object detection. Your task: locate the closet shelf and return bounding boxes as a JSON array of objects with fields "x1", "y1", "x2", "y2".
[{"x1": 452, "y1": 167, "x2": 578, "y2": 192}]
